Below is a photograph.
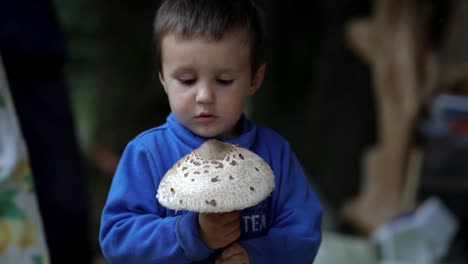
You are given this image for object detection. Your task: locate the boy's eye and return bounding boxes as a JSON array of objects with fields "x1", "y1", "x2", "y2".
[
  {"x1": 216, "y1": 79, "x2": 234, "y2": 85},
  {"x1": 178, "y1": 78, "x2": 197, "y2": 86}
]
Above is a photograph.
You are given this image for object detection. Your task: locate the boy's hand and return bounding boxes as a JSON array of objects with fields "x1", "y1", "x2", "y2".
[
  {"x1": 198, "y1": 211, "x2": 240, "y2": 249},
  {"x1": 215, "y1": 243, "x2": 250, "y2": 264}
]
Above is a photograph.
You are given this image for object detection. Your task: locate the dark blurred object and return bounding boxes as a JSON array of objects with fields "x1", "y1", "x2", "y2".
[
  {"x1": 252, "y1": 0, "x2": 375, "y2": 211},
  {"x1": 419, "y1": 93, "x2": 468, "y2": 243},
  {"x1": 94, "y1": 0, "x2": 169, "y2": 159},
  {"x1": 0, "y1": 0, "x2": 92, "y2": 263}
]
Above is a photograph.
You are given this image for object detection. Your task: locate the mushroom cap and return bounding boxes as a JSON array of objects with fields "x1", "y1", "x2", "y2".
[{"x1": 156, "y1": 139, "x2": 275, "y2": 213}]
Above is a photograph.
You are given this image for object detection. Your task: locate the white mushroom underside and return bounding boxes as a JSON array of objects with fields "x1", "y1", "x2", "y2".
[{"x1": 156, "y1": 147, "x2": 275, "y2": 213}]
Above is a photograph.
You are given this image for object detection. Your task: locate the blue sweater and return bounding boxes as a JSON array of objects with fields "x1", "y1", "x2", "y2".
[{"x1": 99, "y1": 113, "x2": 322, "y2": 263}]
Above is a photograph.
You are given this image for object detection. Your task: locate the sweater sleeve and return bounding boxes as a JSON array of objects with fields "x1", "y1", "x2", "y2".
[
  {"x1": 99, "y1": 140, "x2": 215, "y2": 263},
  {"x1": 239, "y1": 142, "x2": 322, "y2": 263}
]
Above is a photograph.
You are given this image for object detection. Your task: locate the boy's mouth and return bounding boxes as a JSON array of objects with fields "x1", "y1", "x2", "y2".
[{"x1": 195, "y1": 113, "x2": 218, "y2": 122}]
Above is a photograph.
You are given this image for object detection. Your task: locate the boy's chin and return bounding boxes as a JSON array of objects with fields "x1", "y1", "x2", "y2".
[{"x1": 193, "y1": 128, "x2": 237, "y2": 139}]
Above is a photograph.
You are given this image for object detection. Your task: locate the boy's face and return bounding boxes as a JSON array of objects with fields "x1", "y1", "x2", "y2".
[{"x1": 159, "y1": 30, "x2": 265, "y2": 138}]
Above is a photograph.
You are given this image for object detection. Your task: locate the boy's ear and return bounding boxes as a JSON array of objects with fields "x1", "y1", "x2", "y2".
[
  {"x1": 248, "y1": 64, "x2": 266, "y2": 96},
  {"x1": 159, "y1": 72, "x2": 168, "y2": 93}
]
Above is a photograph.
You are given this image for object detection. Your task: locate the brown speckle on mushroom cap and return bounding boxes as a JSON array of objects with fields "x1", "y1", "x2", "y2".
[{"x1": 156, "y1": 139, "x2": 275, "y2": 213}]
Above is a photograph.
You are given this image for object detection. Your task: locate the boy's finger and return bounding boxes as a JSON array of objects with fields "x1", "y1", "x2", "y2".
[
  {"x1": 220, "y1": 211, "x2": 240, "y2": 223},
  {"x1": 220, "y1": 253, "x2": 248, "y2": 264},
  {"x1": 202, "y1": 211, "x2": 239, "y2": 224},
  {"x1": 224, "y1": 226, "x2": 241, "y2": 241},
  {"x1": 223, "y1": 215, "x2": 240, "y2": 228},
  {"x1": 220, "y1": 244, "x2": 241, "y2": 260}
]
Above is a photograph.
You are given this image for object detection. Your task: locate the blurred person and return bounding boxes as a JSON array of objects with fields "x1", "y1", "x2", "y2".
[{"x1": 0, "y1": 0, "x2": 92, "y2": 263}]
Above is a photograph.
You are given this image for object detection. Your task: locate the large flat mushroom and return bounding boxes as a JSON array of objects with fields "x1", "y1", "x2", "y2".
[{"x1": 156, "y1": 139, "x2": 275, "y2": 213}]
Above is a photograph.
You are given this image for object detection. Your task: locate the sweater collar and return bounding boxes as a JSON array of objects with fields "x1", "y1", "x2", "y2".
[{"x1": 167, "y1": 113, "x2": 257, "y2": 150}]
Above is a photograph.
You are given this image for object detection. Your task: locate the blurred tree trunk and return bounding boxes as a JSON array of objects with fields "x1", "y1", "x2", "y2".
[{"x1": 341, "y1": 0, "x2": 468, "y2": 236}]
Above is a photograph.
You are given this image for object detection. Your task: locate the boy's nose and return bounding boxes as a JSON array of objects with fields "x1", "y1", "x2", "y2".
[{"x1": 195, "y1": 84, "x2": 215, "y2": 104}]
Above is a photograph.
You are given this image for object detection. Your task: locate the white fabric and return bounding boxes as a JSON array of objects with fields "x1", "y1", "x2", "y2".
[{"x1": 0, "y1": 52, "x2": 50, "y2": 264}]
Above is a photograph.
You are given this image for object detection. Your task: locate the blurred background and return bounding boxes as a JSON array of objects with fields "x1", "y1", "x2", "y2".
[{"x1": 1, "y1": 0, "x2": 468, "y2": 263}]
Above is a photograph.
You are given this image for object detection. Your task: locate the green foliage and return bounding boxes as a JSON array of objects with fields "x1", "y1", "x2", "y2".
[
  {"x1": 23, "y1": 173, "x2": 35, "y2": 194},
  {"x1": 32, "y1": 255, "x2": 43, "y2": 264},
  {"x1": 0, "y1": 189, "x2": 25, "y2": 219}
]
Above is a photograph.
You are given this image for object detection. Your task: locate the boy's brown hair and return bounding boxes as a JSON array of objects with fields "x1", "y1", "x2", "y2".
[{"x1": 153, "y1": 0, "x2": 266, "y2": 75}]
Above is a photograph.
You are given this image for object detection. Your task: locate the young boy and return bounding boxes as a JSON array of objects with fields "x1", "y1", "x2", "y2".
[{"x1": 99, "y1": 0, "x2": 322, "y2": 263}]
